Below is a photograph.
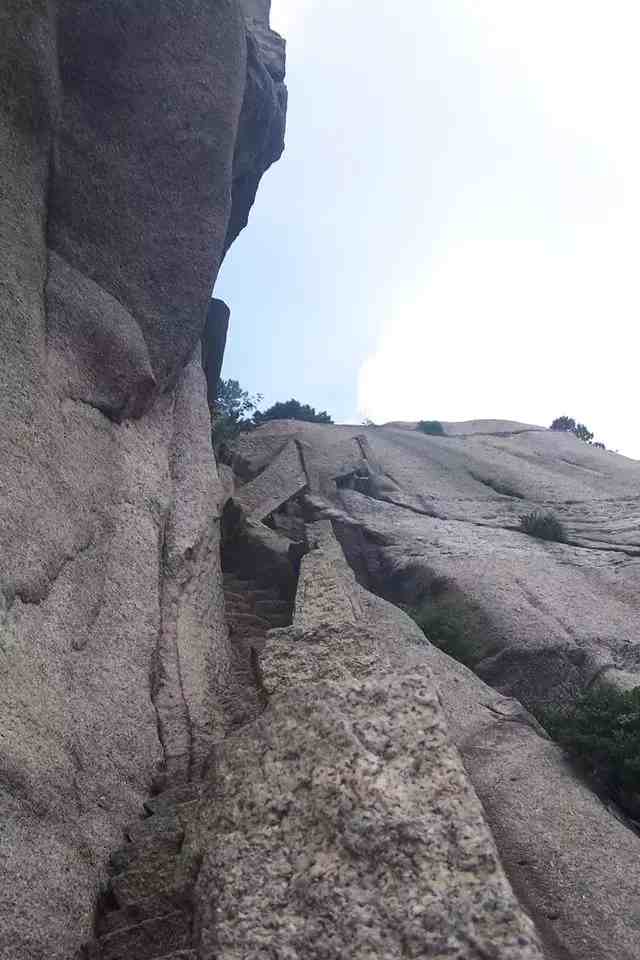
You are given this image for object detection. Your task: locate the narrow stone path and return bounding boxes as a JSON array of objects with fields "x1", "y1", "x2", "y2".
[
  {"x1": 222, "y1": 570, "x2": 294, "y2": 722},
  {"x1": 84, "y1": 784, "x2": 202, "y2": 960}
]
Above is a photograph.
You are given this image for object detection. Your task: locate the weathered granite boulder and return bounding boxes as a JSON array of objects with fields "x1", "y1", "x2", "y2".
[{"x1": 0, "y1": 3, "x2": 286, "y2": 958}]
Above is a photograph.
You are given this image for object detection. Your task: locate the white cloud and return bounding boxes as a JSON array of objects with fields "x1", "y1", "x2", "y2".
[
  {"x1": 270, "y1": 0, "x2": 316, "y2": 37},
  {"x1": 358, "y1": 0, "x2": 640, "y2": 458}
]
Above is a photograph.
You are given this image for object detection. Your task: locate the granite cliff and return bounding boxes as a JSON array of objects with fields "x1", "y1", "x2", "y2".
[
  {"x1": 1, "y1": 3, "x2": 638, "y2": 960},
  {"x1": 1, "y1": 1, "x2": 284, "y2": 956}
]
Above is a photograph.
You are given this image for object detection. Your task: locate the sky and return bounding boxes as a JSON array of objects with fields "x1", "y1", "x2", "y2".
[{"x1": 216, "y1": 1, "x2": 640, "y2": 459}]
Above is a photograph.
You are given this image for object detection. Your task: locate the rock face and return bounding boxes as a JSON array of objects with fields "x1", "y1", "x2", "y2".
[
  {"x1": 226, "y1": 0, "x2": 287, "y2": 250},
  {"x1": 0, "y1": 3, "x2": 286, "y2": 958},
  {"x1": 234, "y1": 420, "x2": 640, "y2": 712},
  {"x1": 230, "y1": 420, "x2": 640, "y2": 960}
]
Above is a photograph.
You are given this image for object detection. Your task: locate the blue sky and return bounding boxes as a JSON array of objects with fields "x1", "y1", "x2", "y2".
[{"x1": 216, "y1": 1, "x2": 640, "y2": 458}]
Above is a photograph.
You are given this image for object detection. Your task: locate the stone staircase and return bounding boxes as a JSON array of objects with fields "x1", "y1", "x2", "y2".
[
  {"x1": 83, "y1": 783, "x2": 202, "y2": 960},
  {"x1": 223, "y1": 571, "x2": 292, "y2": 692},
  {"x1": 224, "y1": 572, "x2": 291, "y2": 638}
]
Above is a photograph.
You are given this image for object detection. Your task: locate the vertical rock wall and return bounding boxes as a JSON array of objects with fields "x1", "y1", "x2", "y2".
[{"x1": 0, "y1": 3, "x2": 286, "y2": 958}]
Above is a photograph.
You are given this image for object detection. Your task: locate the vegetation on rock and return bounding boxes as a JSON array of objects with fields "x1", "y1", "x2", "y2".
[
  {"x1": 541, "y1": 686, "x2": 640, "y2": 809},
  {"x1": 417, "y1": 420, "x2": 445, "y2": 436},
  {"x1": 468, "y1": 471, "x2": 523, "y2": 499},
  {"x1": 211, "y1": 378, "x2": 262, "y2": 451},
  {"x1": 211, "y1": 383, "x2": 335, "y2": 453},
  {"x1": 253, "y1": 399, "x2": 333, "y2": 424},
  {"x1": 408, "y1": 587, "x2": 498, "y2": 667},
  {"x1": 519, "y1": 510, "x2": 566, "y2": 543},
  {"x1": 550, "y1": 415, "x2": 604, "y2": 449}
]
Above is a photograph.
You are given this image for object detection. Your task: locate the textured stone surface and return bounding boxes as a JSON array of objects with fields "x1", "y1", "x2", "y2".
[
  {"x1": 0, "y1": 3, "x2": 286, "y2": 959},
  {"x1": 423, "y1": 645, "x2": 640, "y2": 960},
  {"x1": 234, "y1": 421, "x2": 640, "y2": 711},
  {"x1": 192, "y1": 525, "x2": 543, "y2": 959},
  {"x1": 235, "y1": 437, "x2": 308, "y2": 520}
]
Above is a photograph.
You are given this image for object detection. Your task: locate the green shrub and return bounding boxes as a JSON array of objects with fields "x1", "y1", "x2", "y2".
[
  {"x1": 211, "y1": 378, "x2": 261, "y2": 454},
  {"x1": 550, "y1": 415, "x2": 603, "y2": 447},
  {"x1": 574, "y1": 422, "x2": 594, "y2": 443},
  {"x1": 550, "y1": 415, "x2": 576, "y2": 432},
  {"x1": 417, "y1": 420, "x2": 445, "y2": 436},
  {"x1": 519, "y1": 510, "x2": 566, "y2": 542},
  {"x1": 542, "y1": 686, "x2": 640, "y2": 801},
  {"x1": 253, "y1": 399, "x2": 332, "y2": 424},
  {"x1": 409, "y1": 590, "x2": 497, "y2": 667},
  {"x1": 469, "y1": 471, "x2": 523, "y2": 499}
]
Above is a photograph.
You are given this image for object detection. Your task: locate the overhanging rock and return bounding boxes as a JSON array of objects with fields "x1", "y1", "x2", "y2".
[{"x1": 235, "y1": 437, "x2": 308, "y2": 521}]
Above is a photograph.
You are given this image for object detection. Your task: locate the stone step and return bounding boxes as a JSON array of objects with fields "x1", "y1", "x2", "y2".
[
  {"x1": 125, "y1": 814, "x2": 183, "y2": 846},
  {"x1": 156, "y1": 953, "x2": 197, "y2": 960},
  {"x1": 228, "y1": 627, "x2": 269, "y2": 643},
  {"x1": 224, "y1": 580, "x2": 282, "y2": 602},
  {"x1": 243, "y1": 587, "x2": 282, "y2": 603},
  {"x1": 97, "y1": 910, "x2": 191, "y2": 960},
  {"x1": 224, "y1": 593, "x2": 254, "y2": 613},
  {"x1": 222, "y1": 574, "x2": 264, "y2": 591},
  {"x1": 234, "y1": 635, "x2": 266, "y2": 652},
  {"x1": 254, "y1": 599, "x2": 290, "y2": 618},
  {"x1": 143, "y1": 784, "x2": 201, "y2": 816},
  {"x1": 98, "y1": 892, "x2": 192, "y2": 937},
  {"x1": 260, "y1": 612, "x2": 290, "y2": 628},
  {"x1": 110, "y1": 852, "x2": 190, "y2": 907},
  {"x1": 110, "y1": 828, "x2": 183, "y2": 874},
  {"x1": 227, "y1": 612, "x2": 272, "y2": 633}
]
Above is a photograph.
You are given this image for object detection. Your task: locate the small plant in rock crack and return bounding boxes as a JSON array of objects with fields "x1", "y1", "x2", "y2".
[
  {"x1": 541, "y1": 686, "x2": 640, "y2": 814},
  {"x1": 408, "y1": 590, "x2": 497, "y2": 668},
  {"x1": 416, "y1": 420, "x2": 445, "y2": 436},
  {"x1": 519, "y1": 510, "x2": 566, "y2": 543}
]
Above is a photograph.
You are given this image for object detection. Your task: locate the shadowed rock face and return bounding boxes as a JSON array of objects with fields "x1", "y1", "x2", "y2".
[
  {"x1": 50, "y1": 0, "x2": 247, "y2": 393},
  {"x1": 0, "y1": 3, "x2": 286, "y2": 959},
  {"x1": 226, "y1": 0, "x2": 287, "y2": 250}
]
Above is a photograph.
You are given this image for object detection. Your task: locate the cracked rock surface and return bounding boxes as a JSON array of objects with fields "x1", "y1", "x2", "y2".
[
  {"x1": 0, "y1": 2, "x2": 286, "y2": 957},
  {"x1": 233, "y1": 420, "x2": 640, "y2": 711}
]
